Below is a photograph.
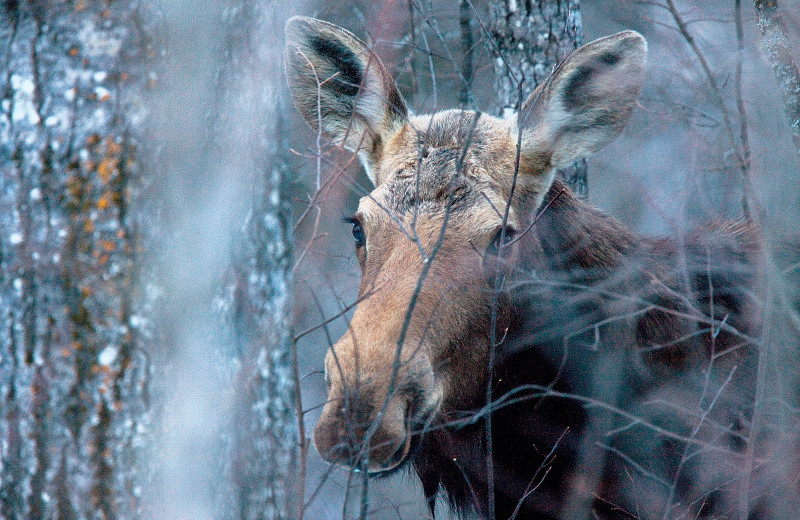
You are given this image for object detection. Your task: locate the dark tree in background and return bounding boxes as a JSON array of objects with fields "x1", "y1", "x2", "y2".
[
  {"x1": 0, "y1": 1, "x2": 155, "y2": 518},
  {"x1": 488, "y1": 0, "x2": 588, "y2": 196}
]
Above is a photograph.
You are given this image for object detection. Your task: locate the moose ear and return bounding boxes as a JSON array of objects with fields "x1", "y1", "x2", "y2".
[
  {"x1": 517, "y1": 31, "x2": 647, "y2": 170},
  {"x1": 285, "y1": 16, "x2": 408, "y2": 184}
]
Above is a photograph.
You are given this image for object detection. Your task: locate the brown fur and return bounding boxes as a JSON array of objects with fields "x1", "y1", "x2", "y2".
[{"x1": 286, "y1": 17, "x2": 769, "y2": 519}]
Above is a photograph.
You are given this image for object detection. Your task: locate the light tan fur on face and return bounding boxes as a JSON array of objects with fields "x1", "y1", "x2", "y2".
[
  {"x1": 286, "y1": 16, "x2": 647, "y2": 472},
  {"x1": 312, "y1": 112, "x2": 534, "y2": 471}
]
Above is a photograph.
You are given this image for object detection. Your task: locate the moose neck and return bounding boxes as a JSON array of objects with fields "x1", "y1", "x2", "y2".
[
  {"x1": 528, "y1": 179, "x2": 637, "y2": 278},
  {"x1": 494, "y1": 180, "x2": 641, "y2": 367}
]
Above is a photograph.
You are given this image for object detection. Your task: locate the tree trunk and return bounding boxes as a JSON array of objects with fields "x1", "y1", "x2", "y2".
[
  {"x1": 0, "y1": 2, "x2": 155, "y2": 518},
  {"x1": 460, "y1": 0, "x2": 475, "y2": 107},
  {"x1": 754, "y1": 0, "x2": 800, "y2": 158},
  {"x1": 1, "y1": 1, "x2": 296, "y2": 519},
  {"x1": 142, "y1": 0, "x2": 297, "y2": 518},
  {"x1": 222, "y1": 1, "x2": 297, "y2": 518},
  {"x1": 488, "y1": 0, "x2": 588, "y2": 197}
]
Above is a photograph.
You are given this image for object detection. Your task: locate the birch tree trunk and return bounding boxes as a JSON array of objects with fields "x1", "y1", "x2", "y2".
[
  {"x1": 1, "y1": 1, "x2": 296, "y2": 519},
  {"x1": 0, "y1": 2, "x2": 156, "y2": 518},
  {"x1": 488, "y1": 0, "x2": 588, "y2": 196},
  {"x1": 143, "y1": 0, "x2": 296, "y2": 518},
  {"x1": 754, "y1": 0, "x2": 800, "y2": 158}
]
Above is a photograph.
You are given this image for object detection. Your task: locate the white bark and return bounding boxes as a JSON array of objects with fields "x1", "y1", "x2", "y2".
[
  {"x1": 488, "y1": 0, "x2": 589, "y2": 197},
  {"x1": 754, "y1": 0, "x2": 800, "y2": 158},
  {"x1": 0, "y1": 2, "x2": 155, "y2": 518},
  {"x1": 143, "y1": 0, "x2": 296, "y2": 518}
]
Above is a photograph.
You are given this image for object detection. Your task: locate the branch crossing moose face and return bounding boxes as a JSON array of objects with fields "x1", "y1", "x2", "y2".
[{"x1": 286, "y1": 16, "x2": 761, "y2": 520}]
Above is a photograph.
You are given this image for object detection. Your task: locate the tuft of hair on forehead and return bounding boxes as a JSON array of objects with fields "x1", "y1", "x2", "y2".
[
  {"x1": 381, "y1": 155, "x2": 484, "y2": 216},
  {"x1": 417, "y1": 110, "x2": 485, "y2": 151}
]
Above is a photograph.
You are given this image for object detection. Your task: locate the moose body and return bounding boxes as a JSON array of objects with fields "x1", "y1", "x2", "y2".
[
  {"x1": 286, "y1": 17, "x2": 764, "y2": 519},
  {"x1": 410, "y1": 183, "x2": 760, "y2": 519}
]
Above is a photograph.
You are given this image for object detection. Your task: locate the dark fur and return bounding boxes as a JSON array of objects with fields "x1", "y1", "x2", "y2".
[
  {"x1": 284, "y1": 18, "x2": 792, "y2": 518},
  {"x1": 309, "y1": 35, "x2": 363, "y2": 98},
  {"x1": 411, "y1": 182, "x2": 763, "y2": 519}
]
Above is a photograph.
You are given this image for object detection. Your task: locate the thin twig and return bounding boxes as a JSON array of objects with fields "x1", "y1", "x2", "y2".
[
  {"x1": 407, "y1": 0, "x2": 419, "y2": 101},
  {"x1": 734, "y1": 0, "x2": 752, "y2": 218}
]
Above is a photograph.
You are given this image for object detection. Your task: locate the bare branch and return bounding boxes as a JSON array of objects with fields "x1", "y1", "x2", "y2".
[
  {"x1": 735, "y1": 0, "x2": 753, "y2": 218},
  {"x1": 665, "y1": 0, "x2": 750, "y2": 215}
]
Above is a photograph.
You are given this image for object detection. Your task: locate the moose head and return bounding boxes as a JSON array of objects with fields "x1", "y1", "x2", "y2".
[{"x1": 285, "y1": 16, "x2": 646, "y2": 474}]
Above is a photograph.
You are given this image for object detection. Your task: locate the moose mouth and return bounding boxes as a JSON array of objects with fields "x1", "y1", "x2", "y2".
[
  {"x1": 368, "y1": 401, "x2": 439, "y2": 476},
  {"x1": 368, "y1": 432, "x2": 413, "y2": 475}
]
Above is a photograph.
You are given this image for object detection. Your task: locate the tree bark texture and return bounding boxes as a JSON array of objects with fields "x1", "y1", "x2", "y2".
[
  {"x1": 1, "y1": 1, "x2": 296, "y2": 519},
  {"x1": 140, "y1": 0, "x2": 297, "y2": 518},
  {"x1": 488, "y1": 0, "x2": 589, "y2": 197},
  {"x1": 0, "y1": 2, "x2": 156, "y2": 519},
  {"x1": 221, "y1": 1, "x2": 297, "y2": 518},
  {"x1": 754, "y1": 0, "x2": 800, "y2": 158}
]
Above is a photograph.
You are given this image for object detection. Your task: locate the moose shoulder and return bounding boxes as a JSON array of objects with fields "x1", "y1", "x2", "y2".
[{"x1": 286, "y1": 16, "x2": 763, "y2": 519}]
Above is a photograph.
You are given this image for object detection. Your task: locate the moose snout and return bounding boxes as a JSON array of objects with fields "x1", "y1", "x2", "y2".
[{"x1": 313, "y1": 391, "x2": 411, "y2": 473}]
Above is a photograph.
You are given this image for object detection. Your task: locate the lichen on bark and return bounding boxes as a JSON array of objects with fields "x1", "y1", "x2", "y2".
[{"x1": 0, "y1": 1, "x2": 157, "y2": 518}]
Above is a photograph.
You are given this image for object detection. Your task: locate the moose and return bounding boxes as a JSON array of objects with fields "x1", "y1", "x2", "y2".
[{"x1": 286, "y1": 16, "x2": 768, "y2": 519}]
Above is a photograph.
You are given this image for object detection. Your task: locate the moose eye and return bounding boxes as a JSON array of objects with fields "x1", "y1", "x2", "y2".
[
  {"x1": 488, "y1": 226, "x2": 516, "y2": 256},
  {"x1": 342, "y1": 215, "x2": 366, "y2": 249},
  {"x1": 351, "y1": 220, "x2": 365, "y2": 248}
]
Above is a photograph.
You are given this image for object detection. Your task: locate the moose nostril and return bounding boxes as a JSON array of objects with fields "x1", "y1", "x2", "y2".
[
  {"x1": 324, "y1": 433, "x2": 371, "y2": 468},
  {"x1": 329, "y1": 440, "x2": 363, "y2": 467},
  {"x1": 313, "y1": 392, "x2": 413, "y2": 471},
  {"x1": 314, "y1": 418, "x2": 362, "y2": 466}
]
